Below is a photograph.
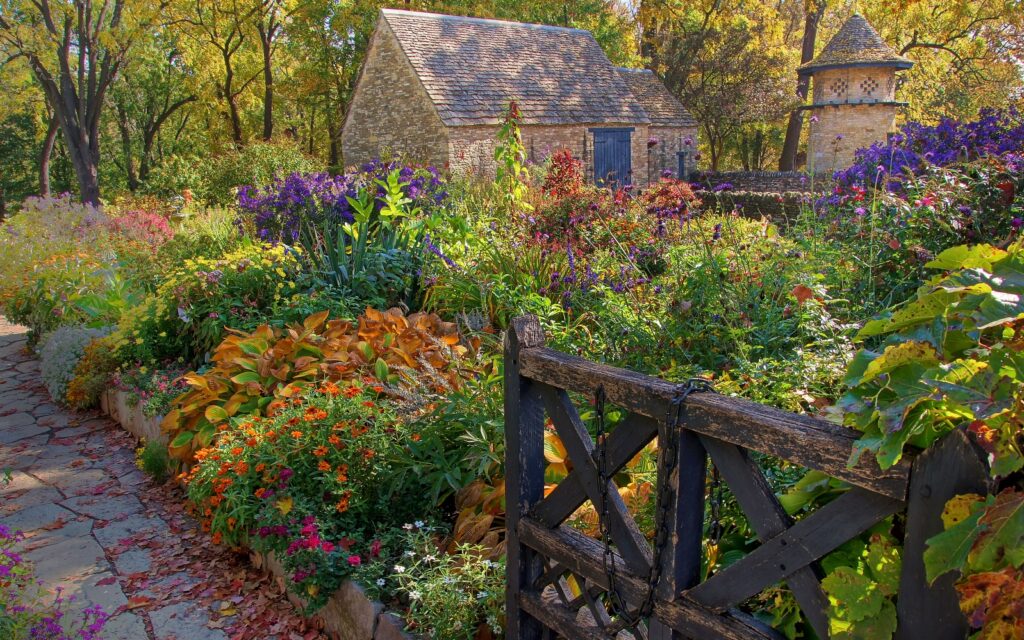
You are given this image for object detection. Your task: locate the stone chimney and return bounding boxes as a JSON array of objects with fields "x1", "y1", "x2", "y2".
[{"x1": 799, "y1": 14, "x2": 913, "y2": 173}]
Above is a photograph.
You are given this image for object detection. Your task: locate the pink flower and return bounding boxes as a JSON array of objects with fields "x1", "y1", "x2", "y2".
[
  {"x1": 370, "y1": 540, "x2": 382, "y2": 558},
  {"x1": 347, "y1": 555, "x2": 361, "y2": 567}
]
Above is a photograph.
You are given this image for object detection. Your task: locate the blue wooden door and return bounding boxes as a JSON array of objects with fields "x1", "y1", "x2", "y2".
[{"x1": 592, "y1": 128, "x2": 633, "y2": 187}]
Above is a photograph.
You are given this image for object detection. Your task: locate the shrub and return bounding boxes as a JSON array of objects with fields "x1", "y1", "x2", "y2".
[
  {"x1": 204, "y1": 141, "x2": 319, "y2": 205},
  {"x1": 390, "y1": 531, "x2": 505, "y2": 639},
  {"x1": 66, "y1": 336, "x2": 120, "y2": 410},
  {"x1": 136, "y1": 439, "x2": 170, "y2": 483},
  {"x1": 183, "y1": 383, "x2": 427, "y2": 608},
  {"x1": 39, "y1": 326, "x2": 112, "y2": 405},
  {"x1": 110, "y1": 240, "x2": 306, "y2": 365},
  {"x1": 162, "y1": 308, "x2": 472, "y2": 462}
]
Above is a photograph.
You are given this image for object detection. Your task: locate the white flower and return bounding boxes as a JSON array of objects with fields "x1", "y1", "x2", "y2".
[
  {"x1": 414, "y1": 520, "x2": 425, "y2": 528},
  {"x1": 442, "y1": 576, "x2": 456, "y2": 584},
  {"x1": 402, "y1": 523, "x2": 414, "y2": 530},
  {"x1": 424, "y1": 554, "x2": 437, "y2": 563},
  {"x1": 409, "y1": 590, "x2": 422, "y2": 600},
  {"x1": 376, "y1": 578, "x2": 386, "y2": 587},
  {"x1": 394, "y1": 565, "x2": 406, "y2": 573},
  {"x1": 476, "y1": 591, "x2": 488, "y2": 600},
  {"x1": 405, "y1": 550, "x2": 416, "y2": 557}
]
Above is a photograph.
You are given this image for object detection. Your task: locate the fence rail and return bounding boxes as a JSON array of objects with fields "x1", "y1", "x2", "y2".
[{"x1": 504, "y1": 315, "x2": 990, "y2": 640}]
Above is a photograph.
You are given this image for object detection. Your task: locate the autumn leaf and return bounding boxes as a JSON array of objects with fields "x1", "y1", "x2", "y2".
[
  {"x1": 790, "y1": 284, "x2": 814, "y2": 305},
  {"x1": 275, "y1": 496, "x2": 293, "y2": 516}
]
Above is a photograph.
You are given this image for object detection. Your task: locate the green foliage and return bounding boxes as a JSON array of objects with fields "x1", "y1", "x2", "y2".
[
  {"x1": 137, "y1": 439, "x2": 170, "y2": 483},
  {"x1": 110, "y1": 240, "x2": 306, "y2": 365},
  {"x1": 494, "y1": 101, "x2": 532, "y2": 215},
  {"x1": 842, "y1": 242, "x2": 1024, "y2": 473},
  {"x1": 821, "y1": 529, "x2": 902, "y2": 639},
  {"x1": 202, "y1": 142, "x2": 318, "y2": 205},
  {"x1": 390, "y1": 530, "x2": 505, "y2": 639}
]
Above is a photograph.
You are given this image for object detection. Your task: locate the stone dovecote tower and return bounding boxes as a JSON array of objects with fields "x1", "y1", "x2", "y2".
[{"x1": 799, "y1": 14, "x2": 913, "y2": 173}]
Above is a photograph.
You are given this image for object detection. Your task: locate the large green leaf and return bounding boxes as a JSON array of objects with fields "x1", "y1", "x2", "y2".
[{"x1": 924, "y1": 500, "x2": 987, "y2": 584}]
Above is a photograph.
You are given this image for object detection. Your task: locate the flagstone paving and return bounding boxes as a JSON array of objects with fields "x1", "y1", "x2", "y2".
[{"x1": 0, "y1": 318, "x2": 329, "y2": 640}]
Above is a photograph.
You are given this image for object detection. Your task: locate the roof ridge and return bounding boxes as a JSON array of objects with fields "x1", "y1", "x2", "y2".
[{"x1": 380, "y1": 8, "x2": 591, "y2": 35}]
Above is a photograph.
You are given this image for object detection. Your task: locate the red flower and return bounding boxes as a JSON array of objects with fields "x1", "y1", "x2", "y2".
[{"x1": 347, "y1": 554, "x2": 361, "y2": 567}]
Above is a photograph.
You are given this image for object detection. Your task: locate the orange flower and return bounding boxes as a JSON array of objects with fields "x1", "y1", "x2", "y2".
[
  {"x1": 211, "y1": 531, "x2": 223, "y2": 545},
  {"x1": 227, "y1": 517, "x2": 237, "y2": 530},
  {"x1": 304, "y1": 407, "x2": 328, "y2": 422},
  {"x1": 291, "y1": 430, "x2": 303, "y2": 439},
  {"x1": 328, "y1": 435, "x2": 342, "y2": 447},
  {"x1": 335, "y1": 493, "x2": 351, "y2": 513},
  {"x1": 411, "y1": 433, "x2": 421, "y2": 442},
  {"x1": 255, "y1": 488, "x2": 267, "y2": 498},
  {"x1": 320, "y1": 381, "x2": 340, "y2": 396},
  {"x1": 217, "y1": 423, "x2": 229, "y2": 432},
  {"x1": 210, "y1": 495, "x2": 222, "y2": 507},
  {"x1": 372, "y1": 385, "x2": 384, "y2": 393},
  {"x1": 343, "y1": 386, "x2": 361, "y2": 398},
  {"x1": 361, "y1": 448, "x2": 375, "y2": 461},
  {"x1": 234, "y1": 461, "x2": 249, "y2": 474},
  {"x1": 246, "y1": 437, "x2": 258, "y2": 447},
  {"x1": 361, "y1": 401, "x2": 375, "y2": 409},
  {"x1": 313, "y1": 446, "x2": 328, "y2": 457},
  {"x1": 255, "y1": 463, "x2": 266, "y2": 472},
  {"x1": 318, "y1": 460, "x2": 332, "y2": 472},
  {"x1": 335, "y1": 464, "x2": 349, "y2": 483},
  {"x1": 287, "y1": 417, "x2": 300, "y2": 426},
  {"x1": 230, "y1": 447, "x2": 244, "y2": 456}
]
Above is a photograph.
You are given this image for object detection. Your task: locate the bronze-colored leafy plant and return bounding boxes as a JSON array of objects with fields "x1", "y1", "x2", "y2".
[{"x1": 162, "y1": 307, "x2": 475, "y2": 461}]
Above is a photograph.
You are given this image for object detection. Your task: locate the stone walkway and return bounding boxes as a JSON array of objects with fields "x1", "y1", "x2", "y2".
[{"x1": 0, "y1": 318, "x2": 326, "y2": 640}]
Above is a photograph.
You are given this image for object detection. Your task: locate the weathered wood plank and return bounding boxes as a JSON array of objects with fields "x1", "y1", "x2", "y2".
[
  {"x1": 533, "y1": 413, "x2": 659, "y2": 528},
  {"x1": 895, "y1": 430, "x2": 990, "y2": 639},
  {"x1": 700, "y1": 436, "x2": 831, "y2": 639},
  {"x1": 519, "y1": 518, "x2": 784, "y2": 640},
  {"x1": 505, "y1": 316, "x2": 549, "y2": 639},
  {"x1": 686, "y1": 487, "x2": 904, "y2": 611},
  {"x1": 650, "y1": 426, "x2": 708, "y2": 640},
  {"x1": 520, "y1": 591, "x2": 615, "y2": 640},
  {"x1": 518, "y1": 346, "x2": 912, "y2": 500},
  {"x1": 539, "y1": 384, "x2": 653, "y2": 576}
]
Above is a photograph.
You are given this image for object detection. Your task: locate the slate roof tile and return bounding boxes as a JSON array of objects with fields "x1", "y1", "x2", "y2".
[
  {"x1": 380, "y1": 8, "x2": 651, "y2": 126},
  {"x1": 615, "y1": 68, "x2": 697, "y2": 127},
  {"x1": 798, "y1": 13, "x2": 913, "y2": 75}
]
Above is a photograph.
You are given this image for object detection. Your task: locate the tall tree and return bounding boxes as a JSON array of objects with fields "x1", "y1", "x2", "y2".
[
  {"x1": 779, "y1": 0, "x2": 825, "y2": 171},
  {"x1": 0, "y1": 0, "x2": 154, "y2": 203}
]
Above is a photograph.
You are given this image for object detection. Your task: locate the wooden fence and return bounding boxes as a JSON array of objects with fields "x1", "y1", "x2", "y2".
[{"x1": 503, "y1": 315, "x2": 991, "y2": 640}]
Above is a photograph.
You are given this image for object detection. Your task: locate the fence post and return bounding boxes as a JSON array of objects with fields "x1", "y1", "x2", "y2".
[
  {"x1": 896, "y1": 429, "x2": 991, "y2": 639},
  {"x1": 505, "y1": 315, "x2": 548, "y2": 640}
]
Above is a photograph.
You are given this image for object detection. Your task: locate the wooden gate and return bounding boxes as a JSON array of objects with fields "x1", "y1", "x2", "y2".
[
  {"x1": 504, "y1": 315, "x2": 991, "y2": 640},
  {"x1": 592, "y1": 128, "x2": 633, "y2": 187}
]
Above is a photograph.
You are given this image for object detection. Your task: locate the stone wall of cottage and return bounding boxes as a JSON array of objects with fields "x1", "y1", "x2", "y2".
[
  {"x1": 341, "y1": 21, "x2": 448, "y2": 169},
  {"x1": 449, "y1": 123, "x2": 658, "y2": 186},
  {"x1": 645, "y1": 126, "x2": 700, "y2": 182}
]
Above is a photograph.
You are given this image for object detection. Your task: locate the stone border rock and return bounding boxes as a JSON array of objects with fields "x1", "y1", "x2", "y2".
[{"x1": 99, "y1": 390, "x2": 415, "y2": 640}]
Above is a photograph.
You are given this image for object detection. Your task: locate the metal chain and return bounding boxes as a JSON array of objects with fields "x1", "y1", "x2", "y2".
[{"x1": 594, "y1": 378, "x2": 714, "y2": 631}]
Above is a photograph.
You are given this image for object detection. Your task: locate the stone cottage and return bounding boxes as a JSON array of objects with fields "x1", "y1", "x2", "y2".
[
  {"x1": 799, "y1": 14, "x2": 914, "y2": 173},
  {"x1": 341, "y1": 9, "x2": 699, "y2": 186}
]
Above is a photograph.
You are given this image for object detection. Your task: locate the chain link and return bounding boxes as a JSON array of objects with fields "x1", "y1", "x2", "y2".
[{"x1": 594, "y1": 378, "x2": 714, "y2": 632}]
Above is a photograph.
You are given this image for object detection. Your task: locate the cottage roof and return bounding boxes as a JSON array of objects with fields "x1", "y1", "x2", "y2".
[
  {"x1": 797, "y1": 14, "x2": 913, "y2": 76},
  {"x1": 379, "y1": 8, "x2": 650, "y2": 126},
  {"x1": 615, "y1": 68, "x2": 697, "y2": 127}
]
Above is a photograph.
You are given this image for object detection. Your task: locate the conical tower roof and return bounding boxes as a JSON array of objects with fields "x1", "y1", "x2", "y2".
[{"x1": 798, "y1": 13, "x2": 913, "y2": 76}]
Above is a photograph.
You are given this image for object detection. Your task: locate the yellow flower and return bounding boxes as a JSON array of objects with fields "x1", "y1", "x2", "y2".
[
  {"x1": 159, "y1": 331, "x2": 167, "y2": 337},
  {"x1": 275, "y1": 268, "x2": 286, "y2": 277},
  {"x1": 135, "y1": 338, "x2": 144, "y2": 345}
]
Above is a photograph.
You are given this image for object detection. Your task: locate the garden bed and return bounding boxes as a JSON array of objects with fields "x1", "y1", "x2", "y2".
[{"x1": 98, "y1": 389, "x2": 414, "y2": 640}]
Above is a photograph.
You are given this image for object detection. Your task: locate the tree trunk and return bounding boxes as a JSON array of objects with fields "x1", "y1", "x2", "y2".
[
  {"x1": 779, "y1": 0, "x2": 825, "y2": 171},
  {"x1": 39, "y1": 115, "x2": 59, "y2": 196},
  {"x1": 116, "y1": 103, "x2": 139, "y2": 192},
  {"x1": 260, "y1": 28, "x2": 274, "y2": 141},
  {"x1": 223, "y1": 49, "x2": 244, "y2": 144}
]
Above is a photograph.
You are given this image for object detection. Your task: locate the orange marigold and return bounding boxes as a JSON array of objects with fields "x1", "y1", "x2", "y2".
[
  {"x1": 343, "y1": 386, "x2": 361, "y2": 398},
  {"x1": 336, "y1": 493, "x2": 351, "y2": 513},
  {"x1": 291, "y1": 430, "x2": 303, "y2": 439},
  {"x1": 304, "y1": 408, "x2": 328, "y2": 422},
  {"x1": 328, "y1": 435, "x2": 342, "y2": 447},
  {"x1": 313, "y1": 446, "x2": 328, "y2": 457},
  {"x1": 255, "y1": 463, "x2": 266, "y2": 473},
  {"x1": 234, "y1": 461, "x2": 249, "y2": 474},
  {"x1": 318, "y1": 460, "x2": 332, "y2": 472},
  {"x1": 255, "y1": 488, "x2": 267, "y2": 498},
  {"x1": 336, "y1": 464, "x2": 349, "y2": 483},
  {"x1": 211, "y1": 531, "x2": 223, "y2": 545},
  {"x1": 320, "y1": 381, "x2": 340, "y2": 396},
  {"x1": 230, "y1": 447, "x2": 244, "y2": 456}
]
